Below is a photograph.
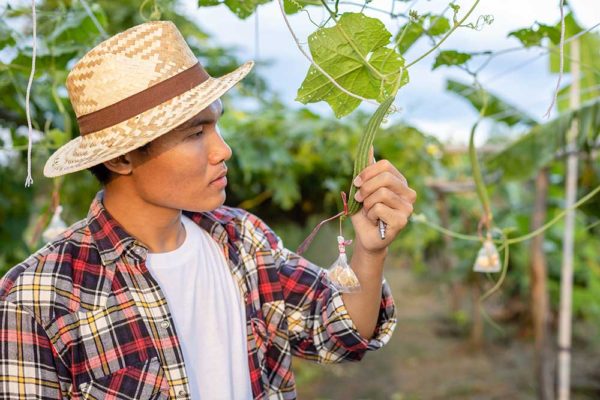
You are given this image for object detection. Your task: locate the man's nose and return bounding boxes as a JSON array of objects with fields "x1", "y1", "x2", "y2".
[{"x1": 209, "y1": 128, "x2": 232, "y2": 164}]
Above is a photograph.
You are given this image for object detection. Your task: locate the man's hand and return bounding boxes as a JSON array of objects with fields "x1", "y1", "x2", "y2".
[
  {"x1": 342, "y1": 152, "x2": 415, "y2": 339},
  {"x1": 349, "y1": 151, "x2": 417, "y2": 256}
]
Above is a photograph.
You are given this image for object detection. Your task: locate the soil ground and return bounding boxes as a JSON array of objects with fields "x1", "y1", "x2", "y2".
[{"x1": 293, "y1": 265, "x2": 600, "y2": 400}]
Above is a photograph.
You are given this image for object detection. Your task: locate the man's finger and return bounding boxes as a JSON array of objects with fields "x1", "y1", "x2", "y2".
[
  {"x1": 354, "y1": 159, "x2": 403, "y2": 186},
  {"x1": 361, "y1": 187, "x2": 406, "y2": 213},
  {"x1": 365, "y1": 203, "x2": 408, "y2": 230},
  {"x1": 355, "y1": 171, "x2": 414, "y2": 203}
]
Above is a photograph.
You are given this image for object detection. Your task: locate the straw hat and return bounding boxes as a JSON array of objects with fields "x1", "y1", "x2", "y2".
[{"x1": 43, "y1": 21, "x2": 254, "y2": 178}]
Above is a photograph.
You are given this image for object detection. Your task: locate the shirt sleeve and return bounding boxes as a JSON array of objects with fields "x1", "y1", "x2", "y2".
[
  {"x1": 0, "y1": 300, "x2": 65, "y2": 399},
  {"x1": 264, "y1": 226, "x2": 397, "y2": 364}
]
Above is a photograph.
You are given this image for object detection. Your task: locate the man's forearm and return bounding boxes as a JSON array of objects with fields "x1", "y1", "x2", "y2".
[{"x1": 341, "y1": 244, "x2": 387, "y2": 340}]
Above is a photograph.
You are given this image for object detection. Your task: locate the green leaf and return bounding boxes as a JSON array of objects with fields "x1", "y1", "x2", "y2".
[
  {"x1": 486, "y1": 121, "x2": 564, "y2": 181},
  {"x1": 427, "y1": 15, "x2": 451, "y2": 36},
  {"x1": 0, "y1": 19, "x2": 16, "y2": 50},
  {"x1": 433, "y1": 50, "x2": 472, "y2": 69},
  {"x1": 48, "y1": 5, "x2": 107, "y2": 44},
  {"x1": 296, "y1": 12, "x2": 407, "y2": 118},
  {"x1": 284, "y1": 0, "x2": 302, "y2": 14},
  {"x1": 283, "y1": 0, "x2": 320, "y2": 14},
  {"x1": 270, "y1": 173, "x2": 300, "y2": 210},
  {"x1": 395, "y1": 14, "x2": 448, "y2": 54},
  {"x1": 395, "y1": 18, "x2": 424, "y2": 53},
  {"x1": 198, "y1": 0, "x2": 221, "y2": 6},
  {"x1": 508, "y1": 23, "x2": 560, "y2": 47},
  {"x1": 46, "y1": 129, "x2": 69, "y2": 147},
  {"x1": 446, "y1": 79, "x2": 537, "y2": 127},
  {"x1": 228, "y1": 0, "x2": 270, "y2": 19},
  {"x1": 198, "y1": 0, "x2": 269, "y2": 18}
]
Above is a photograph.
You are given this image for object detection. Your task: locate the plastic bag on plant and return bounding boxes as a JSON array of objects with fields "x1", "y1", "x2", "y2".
[
  {"x1": 473, "y1": 238, "x2": 501, "y2": 273},
  {"x1": 327, "y1": 236, "x2": 361, "y2": 292}
]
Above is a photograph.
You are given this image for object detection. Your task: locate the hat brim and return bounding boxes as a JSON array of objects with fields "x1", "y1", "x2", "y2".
[{"x1": 43, "y1": 60, "x2": 254, "y2": 178}]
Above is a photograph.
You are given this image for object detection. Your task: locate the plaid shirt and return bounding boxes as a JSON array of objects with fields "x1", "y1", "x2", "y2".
[{"x1": 0, "y1": 190, "x2": 396, "y2": 399}]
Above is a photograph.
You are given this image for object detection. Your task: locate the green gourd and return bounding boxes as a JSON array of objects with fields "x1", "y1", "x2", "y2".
[{"x1": 346, "y1": 96, "x2": 395, "y2": 216}]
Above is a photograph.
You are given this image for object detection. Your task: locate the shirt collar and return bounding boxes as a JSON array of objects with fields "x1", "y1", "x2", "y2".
[
  {"x1": 85, "y1": 190, "x2": 139, "y2": 265},
  {"x1": 86, "y1": 190, "x2": 237, "y2": 266}
]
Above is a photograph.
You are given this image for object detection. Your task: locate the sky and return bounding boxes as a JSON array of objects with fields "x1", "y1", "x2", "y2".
[{"x1": 179, "y1": 0, "x2": 599, "y2": 144}]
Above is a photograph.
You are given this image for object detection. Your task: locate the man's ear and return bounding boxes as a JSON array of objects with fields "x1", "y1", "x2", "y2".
[{"x1": 104, "y1": 153, "x2": 133, "y2": 176}]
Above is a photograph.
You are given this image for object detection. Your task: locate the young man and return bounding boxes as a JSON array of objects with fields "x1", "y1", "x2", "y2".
[{"x1": 0, "y1": 21, "x2": 416, "y2": 399}]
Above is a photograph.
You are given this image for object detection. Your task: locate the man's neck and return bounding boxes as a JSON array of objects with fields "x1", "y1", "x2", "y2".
[{"x1": 102, "y1": 182, "x2": 186, "y2": 254}]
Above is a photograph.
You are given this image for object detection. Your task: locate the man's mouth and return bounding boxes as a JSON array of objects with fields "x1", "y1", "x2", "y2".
[{"x1": 210, "y1": 169, "x2": 228, "y2": 187}]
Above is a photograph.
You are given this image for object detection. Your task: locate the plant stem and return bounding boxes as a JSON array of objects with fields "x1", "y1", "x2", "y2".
[
  {"x1": 410, "y1": 215, "x2": 481, "y2": 242},
  {"x1": 469, "y1": 86, "x2": 493, "y2": 227},
  {"x1": 405, "y1": 0, "x2": 481, "y2": 69},
  {"x1": 506, "y1": 179, "x2": 600, "y2": 245},
  {"x1": 412, "y1": 182, "x2": 600, "y2": 245}
]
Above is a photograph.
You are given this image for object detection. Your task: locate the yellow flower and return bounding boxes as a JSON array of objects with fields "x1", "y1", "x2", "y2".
[{"x1": 425, "y1": 143, "x2": 441, "y2": 158}]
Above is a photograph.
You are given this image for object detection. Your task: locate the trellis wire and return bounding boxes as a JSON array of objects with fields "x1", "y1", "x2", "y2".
[{"x1": 24, "y1": 0, "x2": 37, "y2": 187}]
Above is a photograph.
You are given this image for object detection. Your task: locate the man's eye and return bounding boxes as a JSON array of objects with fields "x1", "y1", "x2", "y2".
[{"x1": 190, "y1": 129, "x2": 203, "y2": 137}]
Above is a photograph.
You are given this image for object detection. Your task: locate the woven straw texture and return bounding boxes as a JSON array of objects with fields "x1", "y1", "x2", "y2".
[{"x1": 44, "y1": 21, "x2": 253, "y2": 178}]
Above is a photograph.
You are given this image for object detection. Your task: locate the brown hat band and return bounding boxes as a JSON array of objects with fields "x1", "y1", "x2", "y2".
[{"x1": 77, "y1": 62, "x2": 210, "y2": 135}]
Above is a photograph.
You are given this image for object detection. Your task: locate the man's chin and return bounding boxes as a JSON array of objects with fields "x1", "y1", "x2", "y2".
[{"x1": 183, "y1": 193, "x2": 226, "y2": 213}]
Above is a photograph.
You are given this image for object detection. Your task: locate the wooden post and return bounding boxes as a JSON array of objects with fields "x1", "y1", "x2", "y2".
[
  {"x1": 557, "y1": 37, "x2": 580, "y2": 400},
  {"x1": 435, "y1": 190, "x2": 462, "y2": 313},
  {"x1": 470, "y1": 273, "x2": 483, "y2": 349},
  {"x1": 530, "y1": 169, "x2": 554, "y2": 399}
]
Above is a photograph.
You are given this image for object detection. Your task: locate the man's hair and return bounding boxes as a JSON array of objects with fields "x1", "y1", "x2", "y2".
[
  {"x1": 88, "y1": 163, "x2": 113, "y2": 185},
  {"x1": 88, "y1": 142, "x2": 151, "y2": 185}
]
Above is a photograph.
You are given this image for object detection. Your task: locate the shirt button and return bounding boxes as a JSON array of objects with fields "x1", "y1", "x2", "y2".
[
  {"x1": 160, "y1": 320, "x2": 170, "y2": 329},
  {"x1": 178, "y1": 390, "x2": 186, "y2": 398}
]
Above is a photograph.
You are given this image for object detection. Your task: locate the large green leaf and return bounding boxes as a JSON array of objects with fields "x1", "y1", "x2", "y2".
[
  {"x1": 446, "y1": 79, "x2": 537, "y2": 127},
  {"x1": 485, "y1": 98, "x2": 600, "y2": 181},
  {"x1": 296, "y1": 12, "x2": 408, "y2": 118}
]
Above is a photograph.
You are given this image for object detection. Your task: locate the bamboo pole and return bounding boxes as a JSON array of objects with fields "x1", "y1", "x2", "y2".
[{"x1": 557, "y1": 37, "x2": 580, "y2": 400}]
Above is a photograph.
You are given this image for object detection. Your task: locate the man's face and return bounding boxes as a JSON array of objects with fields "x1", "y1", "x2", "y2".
[{"x1": 123, "y1": 99, "x2": 232, "y2": 212}]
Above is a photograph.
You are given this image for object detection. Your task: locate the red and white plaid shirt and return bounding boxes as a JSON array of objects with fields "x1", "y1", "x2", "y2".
[{"x1": 0, "y1": 190, "x2": 396, "y2": 399}]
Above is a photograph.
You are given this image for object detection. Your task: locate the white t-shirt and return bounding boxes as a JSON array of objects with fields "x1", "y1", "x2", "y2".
[{"x1": 146, "y1": 215, "x2": 253, "y2": 400}]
